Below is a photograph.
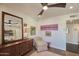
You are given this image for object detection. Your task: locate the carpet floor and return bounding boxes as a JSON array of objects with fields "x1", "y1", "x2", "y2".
[{"x1": 30, "y1": 51, "x2": 61, "y2": 56}]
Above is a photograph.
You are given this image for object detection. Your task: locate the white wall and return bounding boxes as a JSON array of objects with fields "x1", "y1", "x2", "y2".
[
  {"x1": 0, "y1": 5, "x2": 37, "y2": 44},
  {"x1": 0, "y1": 4, "x2": 79, "y2": 50},
  {"x1": 37, "y1": 13, "x2": 79, "y2": 50}
]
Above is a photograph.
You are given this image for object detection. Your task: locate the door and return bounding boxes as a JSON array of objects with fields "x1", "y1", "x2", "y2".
[{"x1": 66, "y1": 20, "x2": 79, "y2": 53}]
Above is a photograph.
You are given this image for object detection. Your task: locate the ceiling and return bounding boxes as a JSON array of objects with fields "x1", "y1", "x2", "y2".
[{"x1": 1, "y1": 3, "x2": 79, "y2": 19}]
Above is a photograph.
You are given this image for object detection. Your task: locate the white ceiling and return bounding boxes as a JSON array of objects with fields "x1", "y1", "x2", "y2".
[{"x1": 1, "y1": 3, "x2": 79, "y2": 19}]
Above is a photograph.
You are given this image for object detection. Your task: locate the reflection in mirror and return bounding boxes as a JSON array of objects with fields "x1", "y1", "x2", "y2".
[
  {"x1": 2, "y1": 12, "x2": 23, "y2": 44},
  {"x1": 66, "y1": 19, "x2": 79, "y2": 55}
]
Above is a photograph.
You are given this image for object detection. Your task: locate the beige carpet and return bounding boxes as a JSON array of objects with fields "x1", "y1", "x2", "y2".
[{"x1": 30, "y1": 51, "x2": 61, "y2": 56}]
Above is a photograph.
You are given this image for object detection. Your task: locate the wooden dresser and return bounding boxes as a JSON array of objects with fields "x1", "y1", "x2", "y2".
[{"x1": 0, "y1": 39, "x2": 33, "y2": 56}]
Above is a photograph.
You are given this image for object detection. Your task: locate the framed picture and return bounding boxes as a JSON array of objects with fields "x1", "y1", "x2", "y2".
[
  {"x1": 30, "y1": 26, "x2": 36, "y2": 35},
  {"x1": 45, "y1": 31, "x2": 51, "y2": 36},
  {"x1": 23, "y1": 23, "x2": 27, "y2": 33},
  {"x1": 41, "y1": 24, "x2": 58, "y2": 30}
]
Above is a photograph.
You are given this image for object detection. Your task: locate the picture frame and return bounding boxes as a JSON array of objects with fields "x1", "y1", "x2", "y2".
[
  {"x1": 45, "y1": 31, "x2": 51, "y2": 36},
  {"x1": 30, "y1": 26, "x2": 36, "y2": 36}
]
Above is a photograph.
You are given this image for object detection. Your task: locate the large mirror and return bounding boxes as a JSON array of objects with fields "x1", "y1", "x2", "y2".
[{"x1": 2, "y1": 12, "x2": 23, "y2": 44}]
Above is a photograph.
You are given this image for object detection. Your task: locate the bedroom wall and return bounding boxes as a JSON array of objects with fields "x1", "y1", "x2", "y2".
[
  {"x1": 37, "y1": 13, "x2": 79, "y2": 50},
  {"x1": 0, "y1": 4, "x2": 79, "y2": 50},
  {"x1": 0, "y1": 5, "x2": 37, "y2": 44}
]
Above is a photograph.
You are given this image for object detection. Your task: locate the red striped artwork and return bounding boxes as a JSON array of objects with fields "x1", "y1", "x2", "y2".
[{"x1": 41, "y1": 24, "x2": 58, "y2": 30}]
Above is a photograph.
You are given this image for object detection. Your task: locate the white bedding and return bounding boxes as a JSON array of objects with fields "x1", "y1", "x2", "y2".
[{"x1": 34, "y1": 37, "x2": 48, "y2": 52}]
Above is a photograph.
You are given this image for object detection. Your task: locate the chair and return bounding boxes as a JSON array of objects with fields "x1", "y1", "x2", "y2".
[{"x1": 33, "y1": 37, "x2": 48, "y2": 52}]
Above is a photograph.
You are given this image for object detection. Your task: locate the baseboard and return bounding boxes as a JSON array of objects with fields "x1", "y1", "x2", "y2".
[{"x1": 49, "y1": 47, "x2": 66, "y2": 56}]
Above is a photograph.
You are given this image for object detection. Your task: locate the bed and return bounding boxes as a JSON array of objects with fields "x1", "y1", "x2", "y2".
[{"x1": 33, "y1": 37, "x2": 48, "y2": 52}]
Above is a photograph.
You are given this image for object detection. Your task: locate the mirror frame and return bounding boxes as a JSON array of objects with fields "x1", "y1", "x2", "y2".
[{"x1": 2, "y1": 11, "x2": 23, "y2": 44}]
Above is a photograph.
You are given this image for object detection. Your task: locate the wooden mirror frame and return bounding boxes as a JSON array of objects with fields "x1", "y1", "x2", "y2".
[{"x1": 2, "y1": 11, "x2": 23, "y2": 44}]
